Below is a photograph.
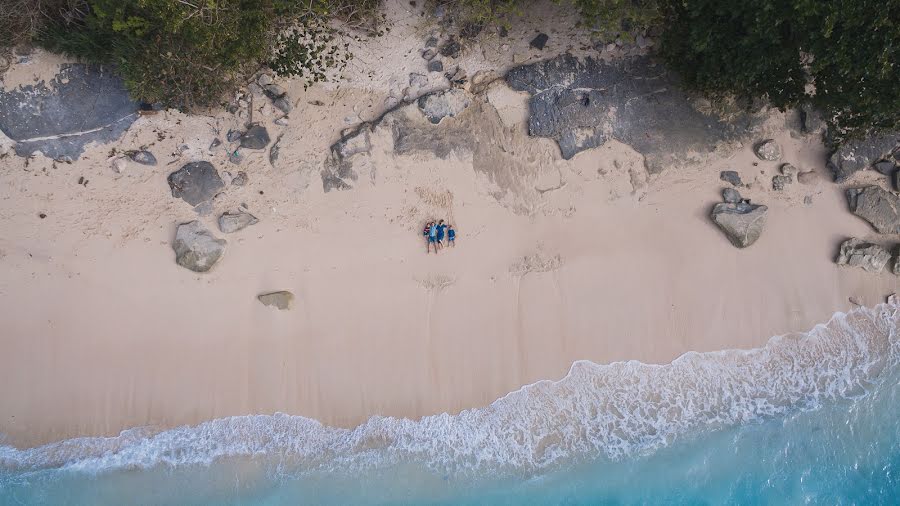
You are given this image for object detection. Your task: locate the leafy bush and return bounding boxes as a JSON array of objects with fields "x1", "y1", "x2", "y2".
[
  {"x1": 658, "y1": 0, "x2": 900, "y2": 141},
  {"x1": 570, "y1": 0, "x2": 660, "y2": 41}
]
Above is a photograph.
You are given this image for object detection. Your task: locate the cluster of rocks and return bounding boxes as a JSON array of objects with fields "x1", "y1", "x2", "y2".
[
  {"x1": 837, "y1": 184, "x2": 900, "y2": 274},
  {"x1": 710, "y1": 188, "x2": 768, "y2": 248},
  {"x1": 827, "y1": 132, "x2": 900, "y2": 183},
  {"x1": 247, "y1": 73, "x2": 292, "y2": 116},
  {"x1": 836, "y1": 238, "x2": 896, "y2": 274}
]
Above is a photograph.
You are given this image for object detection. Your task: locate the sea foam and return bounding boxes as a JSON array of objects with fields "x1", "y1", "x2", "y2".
[{"x1": 2, "y1": 301, "x2": 898, "y2": 480}]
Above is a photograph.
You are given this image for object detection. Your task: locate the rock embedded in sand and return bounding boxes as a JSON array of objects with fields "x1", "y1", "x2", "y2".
[
  {"x1": 273, "y1": 96, "x2": 292, "y2": 114},
  {"x1": 427, "y1": 60, "x2": 444, "y2": 73},
  {"x1": 710, "y1": 202, "x2": 768, "y2": 248},
  {"x1": 417, "y1": 89, "x2": 471, "y2": 124},
  {"x1": 835, "y1": 238, "x2": 891, "y2": 273},
  {"x1": 167, "y1": 161, "x2": 225, "y2": 206},
  {"x1": 240, "y1": 125, "x2": 271, "y2": 149},
  {"x1": 781, "y1": 163, "x2": 799, "y2": 178},
  {"x1": 439, "y1": 38, "x2": 461, "y2": 58},
  {"x1": 218, "y1": 210, "x2": 259, "y2": 233},
  {"x1": 797, "y1": 170, "x2": 819, "y2": 185},
  {"x1": 257, "y1": 291, "x2": 294, "y2": 310},
  {"x1": 720, "y1": 170, "x2": 743, "y2": 187},
  {"x1": 754, "y1": 139, "x2": 782, "y2": 161},
  {"x1": 772, "y1": 174, "x2": 792, "y2": 191},
  {"x1": 530, "y1": 33, "x2": 549, "y2": 50},
  {"x1": 173, "y1": 221, "x2": 226, "y2": 272},
  {"x1": 128, "y1": 150, "x2": 157, "y2": 166},
  {"x1": 846, "y1": 186, "x2": 900, "y2": 234},
  {"x1": 828, "y1": 132, "x2": 899, "y2": 182},
  {"x1": 723, "y1": 188, "x2": 743, "y2": 204}
]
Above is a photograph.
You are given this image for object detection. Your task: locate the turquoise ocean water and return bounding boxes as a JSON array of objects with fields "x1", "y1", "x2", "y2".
[{"x1": 2, "y1": 302, "x2": 899, "y2": 505}]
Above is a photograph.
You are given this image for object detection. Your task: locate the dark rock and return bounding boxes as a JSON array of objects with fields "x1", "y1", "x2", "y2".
[
  {"x1": 273, "y1": 96, "x2": 292, "y2": 114},
  {"x1": 232, "y1": 171, "x2": 247, "y2": 186},
  {"x1": 439, "y1": 39, "x2": 461, "y2": 58},
  {"x1": 417, "y1": 89, "x2": 471, "y2": 124},
  {"x1": 270, "y1": 135, "x2": 282, "y2": 166},
  {"x1": 874, "y1": 160, "x2": 896, "y2": 176},
  {"x1": 193, "y1": 201, "x2": 213, "y2": 217},
  {"x1": 720, "y1": 170, "x2": 742, "y2": 187},
  {"x1": 780, "y1": 163, "x2": 799, "y2": 178},
  {"x1": 828, "y1": 132, "x2": 899, "y2": 182},
  {"x1": 173, "y1": 221, "x2": 226, "y2": 272},
  {"x1": 167, "y1": 161, "x2": 225, "y2": 206},
  {"x1": 799, "y1": 104, "x2": 824, "y2": 134},
  {"x1": 710, "y1": 202, "x2": 768, "y2": 248},
  {"x1": 218, "y1": 211, "x2": 259, "y2": 233},
  {"x1": 723, "y1": 188, "x2": 742, "y2": 203},
  {"x1": 128, "y1": 150, "x2": 157, "y2": 166},
  {"x1": 895, "y1": 171, "x2": 900, "y2": 192},
  {"x1": 240, "y1": 125, "x2": 270, "y2": 149},
  {"x1": 263, "y1": 84, "x2": 287, "y2": 100},
  {"x1": 257, "y1": 291, "x2": 294, "y2": 310},
  {"x1": 754, "y1": 139, "x2": 782, "y2": 161},
  {"x1": 425, "y1": 36, "x2": 438, "y2": 48},
  {"x1": 460, "y1": 22, "x2": 484, "y2": 39},
  {"x1": 505, "y1": 55, "x2": 761, "y2": 172},
  {"x1": 835, "y1": 238, "x2": 891, "y2": 273},
  {"x1": 772, "y1": 174, "x2": 792, "y2": 191},
  {"x1": 530, "y1": 33, "x2": 549, "y2": 50},
  {"x1": 499, "y1": 26, "x2": 508, "y2": 38},
  {"x1": 226, "y1": 129, "x2": 242, "y2": 142},
  {"x1": 428, "y1": 60, "x2": 444, "y2": 73},
  {"x1": 846, "y1": 186, "x2": 900, "y2": 234},
  {"x1": 422, "y1": 48, "x2": 437, "y2": 61},
  {"x1": 331, "y1": 129, "x2": 371, "y2": 160},
  {"x1": 209, "y1": 138, "x2": 222, "y2": 151},
  {"x1": 0, "y1": 64, "x2": 139, "y2": 160}
]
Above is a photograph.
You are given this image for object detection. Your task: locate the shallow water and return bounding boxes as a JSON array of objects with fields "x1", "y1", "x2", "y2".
[{"x1": 2, "y1": 303, "x2": 899, "y2": 505}]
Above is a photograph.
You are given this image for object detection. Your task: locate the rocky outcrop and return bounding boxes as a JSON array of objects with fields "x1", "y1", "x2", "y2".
[
  {"x1": 754, "y1": 139, "x2": 781, "y2": 161},
  {"x1": 828, "y1": 132, "x2": 899, "y2": 182},
  {"x1": 835, "y1": 238, "x2": 891, "y2": 273},
  {"x1": 417, "y1": 89, "x2": 471, "y2": 124},
  {"x1": 711, "y1": 201, "x2": 768, "y2": 248},
  {"x1": 846, "y1": 186, "x2": 900, "y2": 234},
  {"x1": 258, "y1": 291, "x2": 294, "y2": 310},
  {"x1": 218, "y1": 211, "x2": 258, "y2": 233},
  {"x1": 173, "y1": 221, "x2": 226, "y2": 272},
  {"x1": 505, "y1": 55, "x2": 760, "y2": 172},
  {"x1": 167, "y1": 161, "x2": 225, "y2": 206},
  {"x1": 0, "y1": 64, "x2": 139, "y2": 160}
]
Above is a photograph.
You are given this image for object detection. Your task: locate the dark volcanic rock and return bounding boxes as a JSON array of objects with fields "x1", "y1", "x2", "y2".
[
  {"x1": 835, "y1": 238, "x2": 891, "y2": 273},
  {"x1": 439, "y1": 39, "x2": 461, "y2": 58},
  {"x1": 874, "y1": 160, "x2": 896, "y2": 176},
  {"x1": 168, "y1": 161, "x2": 225, "y2": 206},
  {"x1": 828, "y1": 132, "x2": 899, "y2": 182},
  {"x1": 240, "y1": 125, "x2": 271, "y2": 149},
  {"x1": 0, "y1": 64, "x2": 139, "y2": 160},
  {"x1": 530, "y1": 33, "x2": 549, "y2": 50},
  {"x1": 173, "y1": 221, "x2": 226, "y2": 272},
  {"x1": 720, "y1": 170, "x2": 742, "y2": 187},
  {"x1": 505, "y1": 55, "x2": 760, "y2": 172},
  {"x1": 710, "y1": 202, "x2": 768, "y2": 248},
  {"x1": 218, "y1": 210, "x2": 258, "y2": 233},
  {"x1": 846, "y1": 186, "x2": 900, "y2": 234},
  {"x1": 128, "y1": 150, "x2": 157, "y2": 166},
  {"x1": 428, "y1": 60, "x2": 444, "y2": 73}
]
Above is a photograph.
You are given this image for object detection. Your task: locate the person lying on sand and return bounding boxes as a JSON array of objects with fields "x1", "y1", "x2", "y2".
[
  {"x1": 447, "y1": 225, "x2": 455, "y2": 247},
  {"x1": 436, "y1": 220, "x2": 446, "y2": 247},
  {"x1": 427, "y1": 221, "x2": 439, "y2": 254}
]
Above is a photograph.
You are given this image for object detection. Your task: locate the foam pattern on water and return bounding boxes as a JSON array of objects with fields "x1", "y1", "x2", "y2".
[{"x1": 2, "y1": 302, "x2": 898, "y2": 479}]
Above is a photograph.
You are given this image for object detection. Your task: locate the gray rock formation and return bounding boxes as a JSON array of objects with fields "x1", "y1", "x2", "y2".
[
  {"x1": 530, "y1": 33, "x2": 549, "y2": 50},
  {"x1": 873, "y1": 160, "x2": 896, "y2": 176},
  {"x1": 711, "y1": 202, "x2": 768, "y2": 248},
  {"x1": 258, "y1": 290, "x2": 294, "y2": 310},
  {"x1": 128, "y1": 150, "x2": 157, "y2": 166},
  {"x1": 754, "y1": 139, "x2": 781, "y2": 161},
  {"x1": 218, "y1": 211, "x2": 258, "y2": 233},
  {"x1": 835, "y1": 238, "x2": 891, "y2": 273},
  {"x1": 846, "y1": 186, "x2": 900, "y2": 234},
  {"x1": 173, "y1": 221, "x2": 226, "y2": 272},
  {"x1": 273, "y1": 97, "x2": 292, "y2": 114},
  {"x1": 828, "y1": 132, "x2": 899, "y2": 182},
  {"x1": 505, "y1": 55, "x2": 761, "y2": 172},
  {"x1": 0, "y1": 64, "x2": 139, "y2": 160},
  {"x1": 417, "y1": 89, "x2": 471, "y2": 124},
  {"x1": 720, "y1": 170, "x2": 743, "y2": 187},
  {"x1": 168, "y1": 161, "x2": 225, "y2": 206},
  {"x1": 240, "y1": 125, "x2": 270, "y2": 149},
  {"x1": 428, "y1": 60, "x2": 444, "y2": 73},
  {"x1": 723, "y1": 188, "x2": 742, "y2": 204}
]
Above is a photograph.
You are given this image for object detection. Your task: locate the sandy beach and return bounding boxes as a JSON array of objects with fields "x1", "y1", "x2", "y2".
[{"x1": 1, "y1": 1, "x2": 898, "y2": 450}]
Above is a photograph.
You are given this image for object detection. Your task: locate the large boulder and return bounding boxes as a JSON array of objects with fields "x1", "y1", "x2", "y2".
[
  {"x1": 828, "y1": 132, "x2": 899, "y2": 182},
  {"x1": 173, "y1": 221, "x2": 226, "y2": 272},
  {"x1": 835, "y1": 238, "x2": 891, "y2": 273},
  {"x1": 846, "y1": 186, "x2": 900, "y2": 234},
  {"x1": 417, "y1": 89, "x2": 471, "y2": 124},
  {"x1": 711, "y1": 202, "x2": 768, "y2": 248},
  {"x1": 167, "y1": 161, "x2": 225, "y2": 206}
]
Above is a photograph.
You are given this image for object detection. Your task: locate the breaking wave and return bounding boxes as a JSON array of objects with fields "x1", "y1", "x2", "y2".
[{"x1": 2, "y1": 301, "x2": 898, "y2": 480}]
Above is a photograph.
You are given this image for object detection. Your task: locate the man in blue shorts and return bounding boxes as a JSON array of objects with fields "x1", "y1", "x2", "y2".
[
  {"x1": 436, "y1": 219, "x2": 446, "y2": 248},
  {"x1": 427, "y1": 221, "x2": 438, "y2": 254}
]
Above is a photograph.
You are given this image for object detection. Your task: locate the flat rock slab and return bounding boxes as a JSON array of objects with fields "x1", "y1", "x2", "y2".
[
  {"x1": 173, "y1": 221, "x2": 226, "y2": 272},
  {"x1": 218, "y1": 211, "x2": 259, "y2": 233},
  {"x1": 710, "y1": 202, "x2": 768, "y2": 248},
  {"x1": 505, "y1": 55, "x2": 760, "y2": 173},
  {"x1": 846, "y1": 186, "x2": 900, "y2": 234},
  {"x1": 258, "y1": 291, "x2": 294, "y2": 310},
  {"x1": 0, "y1": 64, "x2": 138, "y2": 160},
  {"x1": 836, "y1": 238, "x2": 891, "y2": 273},
  {"x1": 828, "y1": 132, "x2": 899, "y2": 182},
  {"x1": 168, "y1": 161, "x2": 224, "y2": 206}
]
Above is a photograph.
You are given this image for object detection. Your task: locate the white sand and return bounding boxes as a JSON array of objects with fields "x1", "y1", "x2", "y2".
[{"x1": 1, "y1": 1, "x2": 898, "y2": 448}]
